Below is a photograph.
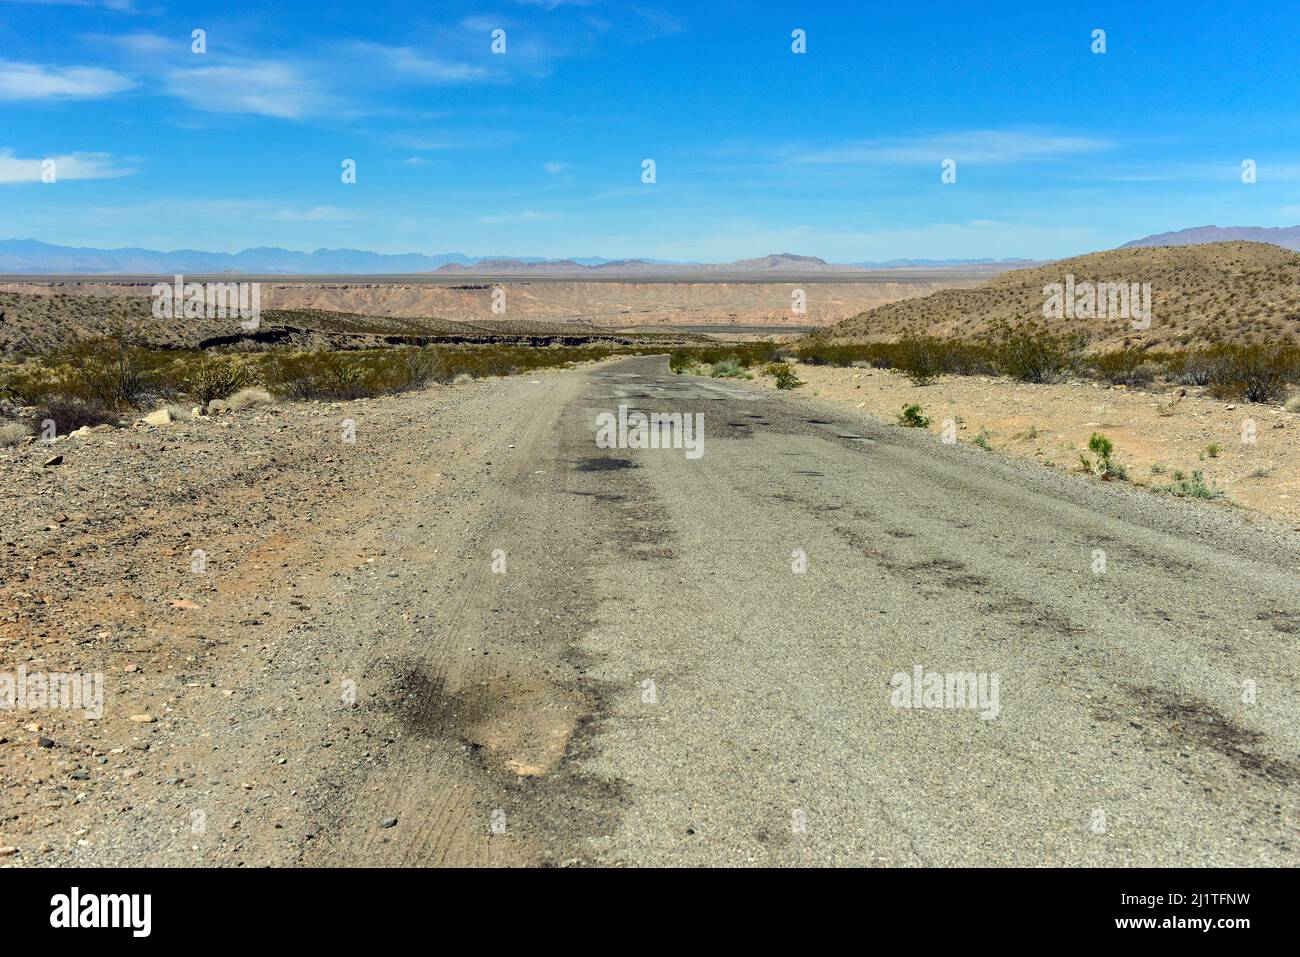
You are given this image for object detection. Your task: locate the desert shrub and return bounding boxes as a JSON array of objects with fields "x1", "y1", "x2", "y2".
[
  {"x1": 972, "y1": 429, "x2": 992, "y2": 450},
  {"x1": 763, "y1": 362, "x2": 803, "y2": 389},
  {"x1": 29, "y1": 396, "x2": 121, "y2": 436},
  {"x1": 0, "y1": 422, "x2": 28, "y2": 447},
  {"x1": 1079, "y1": 432, "x2": 1128, "y2": 480},
  {"x1": 166, "y1": 355, "x2": 257, "y2": 404},
  {"x1": 1203, "y1": 344, "x2": 1291, "y2": 403},
  {"x1": 1162, "y1": 349, "x2": 1217, "y2": 386},
  {"x1": 895, "y1": 335, "x2": 946, "y2": 385},
  {"x1": 258, "y1": 351, "x2": 377, "y2": 400},
  {"x1": 669, "y1": 351, "x2": 699, "y2": 374},
  {"x1": 372, "y1": 348, "x2": 446, "y2": 391},
  {"x1": 0, "y1": 363, "x2": 60, "y2": 405},
  {"x1": 1089, "y1": 348, "x2": 1157, "y2": 386},
  {"x1": 981, "y1": 319, "x2": 1086, "y2": 383},
  {"x1": 941, "y1": 342, "x2": 997, "y2": 376},
  {"x1": 798, "y1": 342, "x2": 867, "y2": 367},
  {"x1": 226, "y1": 387, "x2": 273, "y2": 411},
  {"x1": 51, "y1": 336, "x2": 165, "y2": 409},
  {"x1": 1153, "y1": 470, "x2": 1223, "y2": 499},
  {"x1": 709, "y1": 357, "x2": 752, "y2": 379},
  {"x1": 898, "y1": 403, "x2": 930, "y2": 428},
  {"x1": 1285, "y1": 394, "x2": 1300, "y2": 413},
  {"x1": 668, "y1": 343, "x2": 779, "y2": 371}
]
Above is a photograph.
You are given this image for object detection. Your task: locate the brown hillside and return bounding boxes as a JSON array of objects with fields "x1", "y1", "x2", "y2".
[{"x1": 824, "y1": 241, "x2": 1300, "y2": 348}]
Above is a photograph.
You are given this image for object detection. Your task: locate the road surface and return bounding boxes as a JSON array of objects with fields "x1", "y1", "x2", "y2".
[{"x1": 67, "y1": 355, "x2": 1297, "y2": 866}]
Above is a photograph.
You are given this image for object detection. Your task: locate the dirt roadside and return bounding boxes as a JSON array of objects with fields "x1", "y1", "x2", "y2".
[
  {"x1": 0, "y1": 362, "x2": 619, "y2": 866},
  {"x1": 752, "y1": 362, "x2": 1300, "y2": 527}
]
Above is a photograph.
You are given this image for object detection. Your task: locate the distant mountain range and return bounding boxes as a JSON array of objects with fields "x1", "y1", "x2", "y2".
[
  {"x1": 1123, "y1": 225, "x2": 1300, "y2": 251},
  {"x1": 0, "y1": 240, "x2": 1034, "y2": 275}
]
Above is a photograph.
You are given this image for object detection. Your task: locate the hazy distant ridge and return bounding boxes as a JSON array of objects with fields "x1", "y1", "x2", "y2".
[
  {"x1": 1122, "y1": 225, "x2": 1300, "y2": 251},
  {"x1": 0, "y1": 240, "x2": 1034, "y2": 275}
]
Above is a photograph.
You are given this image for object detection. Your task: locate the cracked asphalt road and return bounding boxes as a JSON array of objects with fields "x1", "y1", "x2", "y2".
[{"x1": 557, "y1": 355, "x2": 1297, "y2": 865}]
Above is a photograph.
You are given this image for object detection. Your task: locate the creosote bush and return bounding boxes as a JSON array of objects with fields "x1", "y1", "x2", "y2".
[
  {"x1": 763, "y1": 362, "x2": 803, "y2": 389},
  {"x1": 1199, "y1": 344, "x2": 1294, "y2": 403},
  {"x1": 980, "y1": 319, "x2": 1086, "y2": 383},
  {"x1": 1090, "y1": 348, "x2": 1157, "y2": 387}
]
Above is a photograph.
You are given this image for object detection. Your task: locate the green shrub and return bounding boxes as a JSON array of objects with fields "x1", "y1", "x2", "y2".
[
  {"x1": 798, "y1": 342, "x2": 864, "y2": 367},
  {"x1": 1153, "y1": 470, "x2": 1223, "y2": 499},
  {"x1": 0, "y1": 363, "x2": 60, "y2": 405},
  {"x1": 896, "y1": 335, "x2": 946, "y2": 385},
  {"x1": 52, "y1": 336, "x2": 166, "y2": 409},
  {"x1": 1202, "y1": 344, "x2": 1292, "y2": 403},
  {"x1": 981, "y1": 319, "x2": 1086, "y2": 383},
  {"x1": 669, "y1": 351, "x2": 699, "y2": 374},
  {"x1": 898, "y1": 403, "x2": 930, "y2": 428},
  {"x1": 1079, "y1": 432, "x2": 1128, "y2": 480},
  {"x1": 709, "y1": 357, "x2": 752, "y2": 379},
  {"x1": 764, "y1": 362, "x2": 804, "y2": 389},
  {"x1": 1162, "y1": 349, "x2": 1217, "y2": 386},
  {"x1": 668, "y1": 343, "x2": 779, "y2": 372},
  {"x1": 166, "y1": 355, "x2": 257, "y2": 404},
  {"x1": 1089, "y1": 348, "x2": 1157, "y2": 387}
]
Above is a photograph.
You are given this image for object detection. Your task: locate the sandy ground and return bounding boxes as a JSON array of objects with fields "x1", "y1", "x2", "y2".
[{"x1": 752, "y1": 363, "x2": 1300, "y2": 528}]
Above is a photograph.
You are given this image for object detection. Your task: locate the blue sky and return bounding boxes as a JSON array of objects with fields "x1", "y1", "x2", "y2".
[{"x1": 2, "y1": 0, "x2": 1299, "y2": 261}]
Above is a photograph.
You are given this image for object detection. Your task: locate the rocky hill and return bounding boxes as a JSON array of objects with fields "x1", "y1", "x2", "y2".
[{"x1": 823, "y1": 241, "x2": 1300, "y2": 349}]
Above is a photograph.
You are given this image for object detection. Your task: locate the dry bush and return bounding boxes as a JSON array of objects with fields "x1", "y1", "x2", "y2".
[
  {"x1": 0, "y1": 422, "x2": 29, "y2": 447},
  {"x1": 29, "y1": 396, "x2": 121, "y2": 436},
  {"x1": 227, "y1": 387, "x2": 273, "y2": 411}
]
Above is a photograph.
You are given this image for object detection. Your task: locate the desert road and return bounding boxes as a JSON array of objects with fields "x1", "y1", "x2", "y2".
[{"x1": 58, "y1": 356, "x2": 1297, "y2": 867}]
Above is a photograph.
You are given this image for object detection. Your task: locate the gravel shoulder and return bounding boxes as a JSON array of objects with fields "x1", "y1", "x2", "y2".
[
  {"x1": 0, "y1": 363, "x2": 619, "y2": 866},
  {"x1": 752, "y1": 361, "x2": 1300, "y2": 527}
]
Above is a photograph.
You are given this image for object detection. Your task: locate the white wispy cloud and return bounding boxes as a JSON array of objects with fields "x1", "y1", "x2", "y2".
[
  {"x1": 0, "y1": 148, "x2": 136, "y2": 183},
  {"x1": 544, "y1": 161, "x2": 568, "y2": 173},
  {"x1": 784, "y1": 130, "x2": 1111, "y2": 165},
  {"x1": 345, "y1": 43, "x2": 491, "y2": 83},
  {"x1": 0, "y1": 60, "x2": 135, "y2": 100},
  {"x1": 89, "y1": 30, "x2": 178, "y2": 57},
  {"x1": 163, "y1": 62, "x2": 327, "y2": 119}
]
